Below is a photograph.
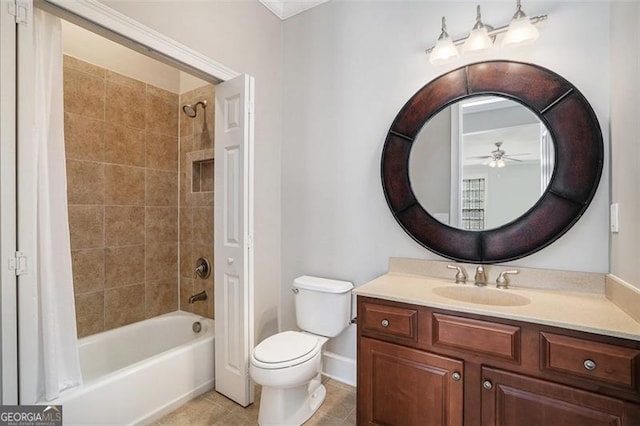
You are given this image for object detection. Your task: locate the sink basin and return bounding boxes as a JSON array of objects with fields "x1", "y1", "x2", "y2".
[{"x1": 432, "y1": 286, "x2": 531, "y2": 307}]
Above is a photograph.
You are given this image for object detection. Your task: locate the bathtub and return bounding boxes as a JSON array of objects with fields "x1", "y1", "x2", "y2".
[{"x1": 45, "y1": 311, "x2": 214, "y2": 425}]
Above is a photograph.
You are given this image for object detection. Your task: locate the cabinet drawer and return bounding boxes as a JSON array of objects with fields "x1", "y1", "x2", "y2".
[
  {"x1": 433, "y1": 313, "x2": 521, "y2": 361},
  {"x1": 361, "y1": 302, "x2": 418, "y2": 342},
  {"x1": 541, "y1": 332, "x2": 640, "y2": 391}
]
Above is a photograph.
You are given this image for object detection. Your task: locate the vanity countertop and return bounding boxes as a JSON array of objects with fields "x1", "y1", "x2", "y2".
[{"x1": 353, "y1": 272, "x2": 640, "y2": 342}]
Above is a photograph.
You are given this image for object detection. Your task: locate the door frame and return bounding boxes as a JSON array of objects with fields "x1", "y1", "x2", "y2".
[{"x1": 15, "y1": 0, "x2": 253, "y2": 404}]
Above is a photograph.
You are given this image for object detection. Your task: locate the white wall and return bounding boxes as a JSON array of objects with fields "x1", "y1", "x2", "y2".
[
  {"x1": 282, "y1": 1, "x2": 611, "y2": 368},
  {"x1": 610, "y1": 2, "x2": 640, "y2": 290},
  {"x1": 99, "y1": 0, "x2": 283, "y2": 343}
]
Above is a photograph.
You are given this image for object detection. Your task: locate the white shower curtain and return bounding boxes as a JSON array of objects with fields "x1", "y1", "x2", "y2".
[{"x1": 34, "y1": 9, "x2": 82, "y2": 401}]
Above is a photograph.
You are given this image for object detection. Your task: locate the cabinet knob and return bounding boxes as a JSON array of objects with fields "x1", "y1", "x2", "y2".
[
  {"x1": 381, "y1": 319, "x2": 389, "y2": 328},
  {"x1": 583, "y1": 359, "x2": 597, "y2": 371},
  {"x1": 452, "y1": 372, "x2": 461, "y2": 381},
  {"x1": 482, "y1": 380, "x2": 493, "y2": 390}
]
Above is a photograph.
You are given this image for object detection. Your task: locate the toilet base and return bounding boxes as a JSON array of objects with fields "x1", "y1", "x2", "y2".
[{"x1": 258, "y1": 373, "x2": 326, "y2": 425}]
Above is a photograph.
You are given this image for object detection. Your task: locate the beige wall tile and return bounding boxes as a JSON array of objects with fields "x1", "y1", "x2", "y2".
[
  {"x1": 66, "y1": 160, "x2": 105, "y2": 205},
  {"x1": 179, "y1": 172, "x2": 189, "y2": 207},
  {"x1": 193, "y1": 130, "x2": 214, "y2": 151},
  {"x1": 179, "y1": 135, "x2": 194, "y2": 170},
  {"x1": 64, "y1": 55, "x2": 105, "y2": 78},
  {"x1": 179, "y1": 242, "x2": 194, "y2": 279},
  {"x1": 193, "y1": 207, "x2": 214, "y2": 245},
  {"x1": 199, "y1": 160, "x2": 214, "y2": 192},
  {"x1": 68, "y1": 205, "x2": 105, "y2": 249},
  {"x1": 179, "y1": 112, "x2": 193, "y2": 138},
  {"x1": 106, "y1": 70, "x2": 145, "y2": 91},
  {"x1": 179, "y1": 207, "x2": 193, "y2": 242},
  {"x1": 145, "y1": 242, "x2": 178, "y2": 282},
  {"x1": 146, "y1": 94, "x2": 178, "y2": 136},
  {"x1": 194, "y1": 85, "x2": 215, "y2": 138},
  {"x1": 105, "y1": 245, "x2": 145, "y2": 288},
  {"x1": 75, "y1": 291, "x2": 104, "y2": 337},
  {"x1": 192, "y1": 278, "x2": 212, "y2": 318},
  {"x1": 146, "y1": 133, "x2": 178, "y2": 171},
  {"x1": 63, "y1": 68, "x2": 105, "y2": 120},
  {"x1": 105, "y1": 81, "x2": 145, "y2": 130},
  {"x1": 146, "y1": 207, "x2": 178, "y2": 244},
  {"x1": 147, "y1": 85, "x2": 178, "y2": 104},
  {"x1": 104, "y1": 164, "x2": 145, "y2": 206},
  {"x1": 105, "y1": 123, "x2": 145, "y2": 167},
  {"x1": 64, "y1": 113, "x2": 105, "y2": 162},
  {"x1": 104, "y1": 284, "x2": 145, "y2": 330},
  {"x1": 179, "y1": 277, "x2": 194, "y2": 313},
  {"x1": 146, "y1": 169, "x2": 178, "y2": 206},
  {"x1": 146, "y1": 279, "x2": 178, "y2": 318},
  {"x1": 105, "y1": 206, "x2": 145, "y2": 246},
  {"x1": 72, "y1": 249, "x2": 105, "y2": 294}
]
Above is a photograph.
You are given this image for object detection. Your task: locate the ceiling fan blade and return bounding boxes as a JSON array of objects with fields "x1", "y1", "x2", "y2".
[
  {"x1": 466, "y1": 155, "x2": 492, "y2": 159},
  {"x1": 504, "y1": 157, "x2": 523, "y2": 162}
]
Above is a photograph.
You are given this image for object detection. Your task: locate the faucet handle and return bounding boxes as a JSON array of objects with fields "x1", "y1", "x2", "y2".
[
  {"x1": 447, "y1": 265, "x2": 467, "y2": 284},
  {"x1": 496, "y1": 270, "x2": 519, "y2": 289}
]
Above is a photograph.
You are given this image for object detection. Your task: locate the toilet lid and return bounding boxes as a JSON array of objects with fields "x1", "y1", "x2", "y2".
[{"x1": 253, "y1": 331, "x2": 319, "y2": 364}]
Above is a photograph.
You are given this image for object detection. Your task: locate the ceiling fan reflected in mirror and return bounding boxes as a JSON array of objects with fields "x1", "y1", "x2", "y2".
[{"x1": 468, "y1": 141, "x2": 530, "y2": 168}]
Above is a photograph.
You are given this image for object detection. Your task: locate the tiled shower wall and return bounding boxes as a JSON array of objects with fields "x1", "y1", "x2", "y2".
[
  {"x1": 178, "y1": 85, "x2": 215, "y2": 318},
  {"x1": 64, "y1": 55, "x2": 180, "y2": 337}
]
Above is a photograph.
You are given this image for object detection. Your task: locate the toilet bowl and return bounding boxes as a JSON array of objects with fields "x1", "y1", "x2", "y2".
[
  {"x1": 250, "y1": 331, "x2": 329, "y2": 425},
  {"x1": 249, "y1": 275, "x2": 353, "y2": 425}
]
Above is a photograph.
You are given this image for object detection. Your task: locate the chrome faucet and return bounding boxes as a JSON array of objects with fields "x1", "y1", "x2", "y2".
[
  {"x1": 474, "y1": 266, "x2": 487, "y2": 286},
  {"x1": 188, "y1": 290, "x2": 208, "y2": 304}
]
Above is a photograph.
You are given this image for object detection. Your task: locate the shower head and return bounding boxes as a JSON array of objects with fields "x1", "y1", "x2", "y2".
[{"x1": 182, "y1": 100, "x2": 207, "y2": 118}]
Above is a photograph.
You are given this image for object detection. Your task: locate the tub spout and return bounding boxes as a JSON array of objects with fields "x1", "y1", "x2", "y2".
[{"x1": 188, "y1": 290, "x2": 208, "y2": 304}]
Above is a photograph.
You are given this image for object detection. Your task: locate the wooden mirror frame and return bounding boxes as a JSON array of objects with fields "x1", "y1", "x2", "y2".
[{"x1": 381, "y1": 61, "x2": 603, "y2": 263}]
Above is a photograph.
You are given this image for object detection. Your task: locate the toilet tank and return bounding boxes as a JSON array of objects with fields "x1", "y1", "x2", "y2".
[{"x1": 293, "y1": 275, "x2": 353, "y2": 337}]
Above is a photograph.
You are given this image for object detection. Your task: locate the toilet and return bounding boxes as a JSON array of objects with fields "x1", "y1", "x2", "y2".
[{"x1": 250, "y1": 275, "x2": 353, "y2": 425}]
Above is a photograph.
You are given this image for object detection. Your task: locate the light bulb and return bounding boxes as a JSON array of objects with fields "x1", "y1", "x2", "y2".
[
  {"x1": 464, "y1": 5, "x2": 494, "y2": 53},
  {"x1": 488, "y1": 159, "x2": 497, "y2": 168},
  {"x1": 496, "y1": 159, "x2": 506, "y2": 168},
  {"x1": 502, "y1": 0, "x2": 539, "y2": 48},
  {"x1": 430, "y1": 17, "x2": 459, "y2": 65}
]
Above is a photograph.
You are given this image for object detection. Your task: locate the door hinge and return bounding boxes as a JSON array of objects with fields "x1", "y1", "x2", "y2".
[
  {"x1": 8, "y1": 251, "x2": 28, "y2": 276},
  {"x1": 8, "y1": 0, "x2": 29, "y2": 25}
]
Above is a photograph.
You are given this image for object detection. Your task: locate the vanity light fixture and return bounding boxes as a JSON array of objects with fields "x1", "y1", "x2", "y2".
[
  {"x1": 464, "y1": 5, "x2": 493, "y2": 53},
  {"x1": 426, "y1": 1, "x2": 547, "y2": 65},
  {"x1": 502, "y1": 0, "x2": 539, "y2": 48},
  {"x1": 429, "y1": 17, "x2": 460, "y2": 65}
]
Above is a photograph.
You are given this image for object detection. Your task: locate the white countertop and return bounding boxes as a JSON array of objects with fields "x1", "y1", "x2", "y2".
[{"x1": 353, "y1": 272, "x2": 640, "y2": 342}]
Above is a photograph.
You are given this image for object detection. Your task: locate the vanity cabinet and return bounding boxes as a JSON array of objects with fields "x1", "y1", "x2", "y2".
[{"x1": 357, "y1": 296, "x2": 640, "y2": 425}]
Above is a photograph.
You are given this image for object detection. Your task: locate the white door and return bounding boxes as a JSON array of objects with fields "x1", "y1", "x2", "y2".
[
  {"x1": 214, "y1": 74, "x2": 255, "y2": 406},
  {"x1": 0, "y1": 0, "x2": 20, "y2": 404}
]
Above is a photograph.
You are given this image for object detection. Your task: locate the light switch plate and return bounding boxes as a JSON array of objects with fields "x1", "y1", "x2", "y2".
[{"x1": 610, "y1": 203, "x2": 619, "y2": 233}]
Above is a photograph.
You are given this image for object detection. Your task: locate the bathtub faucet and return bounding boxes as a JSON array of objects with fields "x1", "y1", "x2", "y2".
[{"x1": 188, "y1": 290, "x2": 208, "y2": 304}]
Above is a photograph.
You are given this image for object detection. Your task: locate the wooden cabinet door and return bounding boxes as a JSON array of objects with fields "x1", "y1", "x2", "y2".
[
  {"x1": 481, "y1": 367, "x2": 635, "y2": 426},
  {"x1": 358, "y1": 337, "x2": 463, "y2": 426}
]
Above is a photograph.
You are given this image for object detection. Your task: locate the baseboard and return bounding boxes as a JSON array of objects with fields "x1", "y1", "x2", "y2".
[{"x1": 322, "y1": 351, "x2": 356, "y2": 387}]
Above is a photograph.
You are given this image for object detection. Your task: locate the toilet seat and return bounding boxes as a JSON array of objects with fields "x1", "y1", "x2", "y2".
[{"x1": 252, "y1": 331, "x2": 322, "y2": 370}]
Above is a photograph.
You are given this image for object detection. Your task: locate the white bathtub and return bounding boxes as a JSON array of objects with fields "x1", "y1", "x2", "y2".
[{"x1": 45, "y1": 311, "x2": 214, "y2": 425}]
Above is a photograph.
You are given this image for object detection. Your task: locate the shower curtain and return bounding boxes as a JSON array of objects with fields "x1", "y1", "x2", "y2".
[{"x1": 34, "y1": 9, "x2": 82, "y2": 401}]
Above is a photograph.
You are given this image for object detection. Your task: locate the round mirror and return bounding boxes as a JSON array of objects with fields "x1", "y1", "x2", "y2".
[
  {"x1": 381, "y1": 61, "x2": 603, "y2": 263},
  {"x1": 409, "y1": 96, "x2": 555, "y2": 231}
]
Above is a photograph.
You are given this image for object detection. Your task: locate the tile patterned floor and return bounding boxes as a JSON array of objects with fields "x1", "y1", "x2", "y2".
[{"x1": 153, "y1": 378, "x2": 356, "y2": 425}]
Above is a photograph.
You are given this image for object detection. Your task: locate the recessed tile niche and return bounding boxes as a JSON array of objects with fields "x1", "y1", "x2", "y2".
[
  {"x1": 186, "y1": 149, "x2": 214, "y2": 204},
  {"x1": 192, "y1": 159, "x2": 214, "y2": 192}
]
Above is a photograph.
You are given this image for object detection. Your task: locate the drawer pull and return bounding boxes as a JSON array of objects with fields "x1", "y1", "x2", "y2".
[
  {"x1": 483, "y1": 380, "x2": 493, "y2": 390},
  {"x1": 452, "y1": 372, "x2": 461, "y2": 381},
  {"x1": 381, "y1": 319, "x2": 389, "y2": 328},
  {"x1": 583, "y1": 359, "x2": 597, "y2": 371}
]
